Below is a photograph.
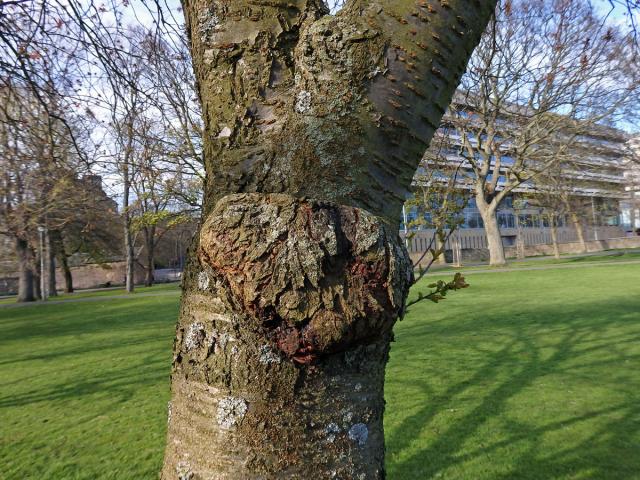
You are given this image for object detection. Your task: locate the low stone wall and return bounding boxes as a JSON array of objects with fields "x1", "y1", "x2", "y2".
[
  {"x1": 408, "y1": 235, "x2": 640, "y2": 267},
  {"x1": 505, "y1": 236, "x2": 640, "y2": 258},
  {"x1": 54, "y1": 261, "x2": 146, "y2": 290}
]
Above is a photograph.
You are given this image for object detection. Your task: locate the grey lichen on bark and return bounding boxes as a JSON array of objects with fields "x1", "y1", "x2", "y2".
[
  {"x1": 163, "y1": 0, "x2": 497, "y2": 477},
  {"x1": 164, "y1": 194, "x2": 410, "y2": 476}
]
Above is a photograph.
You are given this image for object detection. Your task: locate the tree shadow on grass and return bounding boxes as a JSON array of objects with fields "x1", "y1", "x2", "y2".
[
  {"x1": 0, "y1": 300, "x2": 176, "y2": 410},
  {"x1": 386, "y1": 296, "x2": 640, "y2": 479},
  {"x1": 0, "y1": 298, "x2": 178, "y2": 345},
  {"x1": 0, "y1": 349, "x2": 169, "y2": 409}
]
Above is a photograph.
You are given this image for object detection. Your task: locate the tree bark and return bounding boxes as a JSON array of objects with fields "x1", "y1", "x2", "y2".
[
  {"x1": 32, "y1": 258, "x2": 42, "y2": 301},
  {"x1": 16, "y1": 237, "x2": 35, "y2": 302},
  {"x1": 162, "y1": 0, "x2": 497, "y2": 477}
]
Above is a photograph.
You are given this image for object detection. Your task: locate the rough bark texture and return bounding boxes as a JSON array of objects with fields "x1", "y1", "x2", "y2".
[
  {"x1": 163, "y1": 0, "x2": 497, "y2": 477},
  {"x1": 16, "y1": 237, "x2": 35, "y2": 302},
  {"x1": 163, "y1": 194, "x2": 411, "y2": 478}
]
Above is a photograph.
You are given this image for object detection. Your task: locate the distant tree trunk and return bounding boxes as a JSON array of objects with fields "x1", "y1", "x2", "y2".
[
  {"x1": 32, "y1": 247, "x2": 42, "y2": 301},
  {"x1": 59, "y1": 253, "x2": 73, "y2": 293},
  {"x1": 550, "y1": 216, "x2": 561, "y2": 259},
  {"x1": 477, "y1": 197, "x2": 506, "y2": 266},
  {"x1": 123, "y1": 163, "x2": 135, "y2": 293},
  {"x1": 161, "y1": 1, "x2": 496, "y2": 477},
  {"x1": 570, "y1": 211, "x2": 588, "y2": 253},
  {"x1": 46, "y1": 230, "x2": 57, "y2": 297},
  {"x1": 51, "y1": 230, "x2": 73, "y2": 293},
  {"x1": 16, "y1": 237, "x2": 35, "y2": 302},
  {"x1": 144, "y1": 228, "x2": 155, "y2": 287}
]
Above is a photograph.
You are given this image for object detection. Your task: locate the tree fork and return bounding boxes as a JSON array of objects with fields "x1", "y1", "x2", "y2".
[{"x1": 164, "y1": 0, "x2": 497, "y2": 476}]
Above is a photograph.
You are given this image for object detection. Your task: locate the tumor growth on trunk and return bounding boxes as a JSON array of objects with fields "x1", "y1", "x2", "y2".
[{"x1": 161, "y1": 0, "x2": 496, "y2": 477}]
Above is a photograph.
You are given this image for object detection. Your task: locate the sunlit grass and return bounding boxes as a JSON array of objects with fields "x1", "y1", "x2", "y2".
[
  {"x1": 1, "y1": 265, "x2": 639, "y2": 479},
  {"x1": 386, "y1": 264, "x2": 640, "y2": 479}
]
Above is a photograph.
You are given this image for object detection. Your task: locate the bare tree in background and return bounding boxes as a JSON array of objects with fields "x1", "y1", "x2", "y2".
[
  {"x1": 447, "y1": 0, "x2": 639, "y2": 266},
  {"x1": 405, "y1": 128, "x2": 470, "y2": 271}
]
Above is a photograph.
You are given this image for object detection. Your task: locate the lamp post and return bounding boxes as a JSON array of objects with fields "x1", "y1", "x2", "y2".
[{"x1": 37, "y1": 226, "x2": 47, "y2": 301}]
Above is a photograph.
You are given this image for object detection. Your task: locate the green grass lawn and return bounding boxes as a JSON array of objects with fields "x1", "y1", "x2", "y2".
[
  {"x1": 1, "y1": 265, "x2": 639, "y2": 479},
  {"x1": 0, "y1": 282, "x2": 180, "y2": 305}
]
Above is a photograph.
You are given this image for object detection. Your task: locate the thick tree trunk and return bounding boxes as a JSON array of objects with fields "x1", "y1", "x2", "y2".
[
  {"x1": 478, "y1": 204, "x2": 506, "y2": 266},
  {"x1": 570, "y1": 212, "x2": 587, "y2": 253},
  {"x1": 162, "y1": 194, "x2": 411, "y2": 479},
  {"x1": 124, "y1": 227, "x2": 135, "y2": 292},
  {"x1": 16, "y1": 238, "x2": 35, "y2": 302},
  {"x1": 163, "y1": 0, "x2": 497, "y2": 476}
]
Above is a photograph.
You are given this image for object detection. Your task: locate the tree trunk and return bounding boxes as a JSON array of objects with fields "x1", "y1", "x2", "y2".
[
  {"x1": 33, "y1": 265, "x2": 42, "y2": 300},
  {"x1": 550, "y1": 217, "x2": 560, "y2": 260},
  {"x1": 16, "y1": 237, "x2": 35, "y2": 302},
  {"x1": 59, "y1": 253, "x2": 73, "y2": 293},
  {"x1": 162, "y1": 194, "x2": 411, "y2": 479},
  {"x1": 51, "y1": 230, "x2": 74, "y2": 294},
  {"x1": 144, "y1": 232, "x2": 155, "y2": 287},
  {"x1": 570, "y1": 211, "x2": 587, "y2": 253},
  {"x1": 46, "y1": 230, "x2": 57, "y2": 297},
  {"x1": 162, "y1": 0, "x2": 496, "y2": 476},
  {"x1": 123, "y1": 164, "x2": 135, "y2": 293},
  {"x1": 478, "y1": 204, "x2": 506, "y2": 266}
]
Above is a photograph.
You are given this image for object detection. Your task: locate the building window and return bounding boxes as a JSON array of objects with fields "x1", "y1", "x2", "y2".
[
  {"x1": 518, "y1": 214, "x2": 541, "y2": 228},
  {"x1": 498, "y1": 213, "x2": 515, "y2": 228},
  {"x1": 465, "y1": 212, "x2": 484, "y2": 229}
]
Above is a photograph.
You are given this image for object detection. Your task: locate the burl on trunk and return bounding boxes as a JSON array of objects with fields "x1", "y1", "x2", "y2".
[{"x1": 162, "y1": 0, "x2": 495, "y2": 478}]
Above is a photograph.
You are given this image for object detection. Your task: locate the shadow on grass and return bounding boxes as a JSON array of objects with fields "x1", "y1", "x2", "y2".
[
  {"x1": 0, "y1": 299, "x2": 177, "y2": 409},
  {"x1": 0, "y1": 298, "x2": 176, "y2": 344},
  {"x1": 387, "y1": 296, "x2": 640, "y2": 479}
]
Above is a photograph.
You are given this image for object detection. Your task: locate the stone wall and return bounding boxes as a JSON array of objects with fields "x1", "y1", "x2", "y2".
[
  {"x1": 409, "y1": 235, "x2": 640, "y2": 267},
  {"x1": 55, "y1": 261, "x2": 146, "y2": 290},
  {"x1": 505, "y1": 235, "x2": 640, "y2": 258}
]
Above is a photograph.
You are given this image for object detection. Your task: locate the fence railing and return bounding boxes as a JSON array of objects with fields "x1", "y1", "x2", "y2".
[{"x1": 402, "y1": 225, "x2": 626, "y2": 254}]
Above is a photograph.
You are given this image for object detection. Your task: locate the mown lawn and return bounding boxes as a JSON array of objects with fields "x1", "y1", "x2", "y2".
[
  {"x1": 386, "y1": 264, "x2": 640, "y2": 479},
  {"x1": 1, "y1": 265, "x2": 639, "y2": 479},
  {"x1": 0, "y1": 282, "x2": 180, "y2": 305}
]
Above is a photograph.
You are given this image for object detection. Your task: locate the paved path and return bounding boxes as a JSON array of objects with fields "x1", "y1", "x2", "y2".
[{"x1": 0, "y1": 290, "x2": 181, "y2": 309}]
